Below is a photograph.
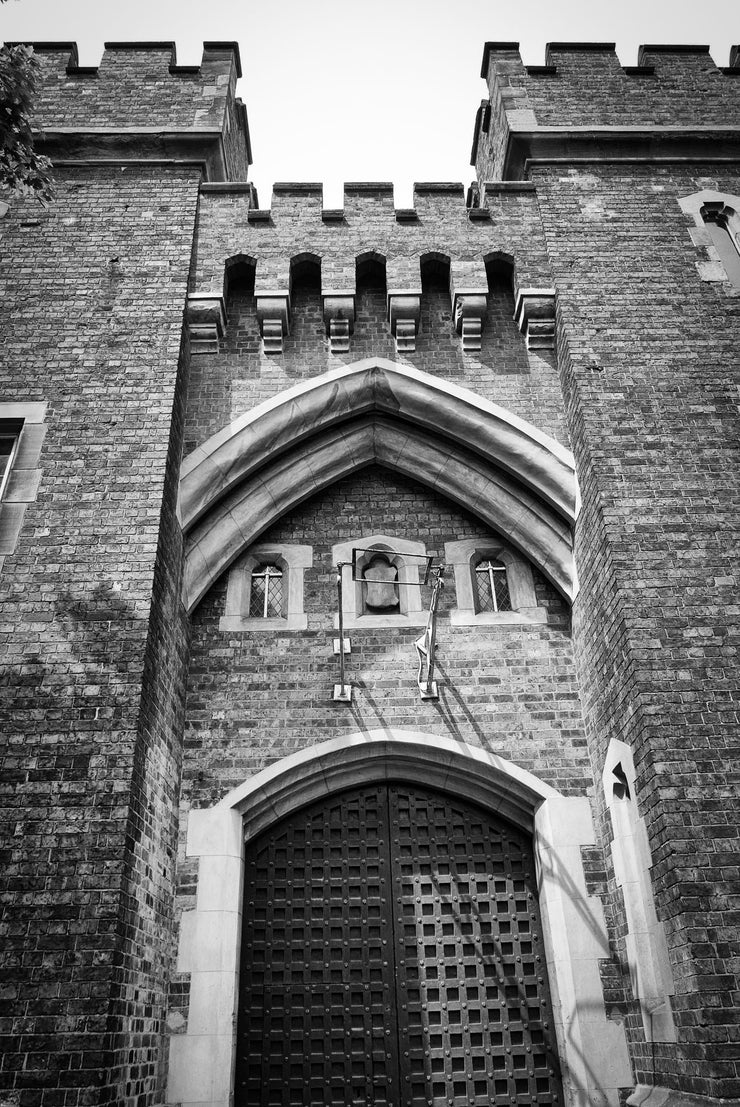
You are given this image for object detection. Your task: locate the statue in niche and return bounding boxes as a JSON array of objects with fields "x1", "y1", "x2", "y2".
[{"x1": 363, "y1": 555, "x2": 399, "y2": 610}]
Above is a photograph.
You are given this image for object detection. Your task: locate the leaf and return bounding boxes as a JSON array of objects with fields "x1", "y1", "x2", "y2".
[{"x1": 0, "y1": 44, "x2": 54, "y2": 203}]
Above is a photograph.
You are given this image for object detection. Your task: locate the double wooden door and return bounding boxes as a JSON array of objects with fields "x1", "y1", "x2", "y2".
[{"x1": 236, "y1": 783, "x2": 562, "y2": 1106}]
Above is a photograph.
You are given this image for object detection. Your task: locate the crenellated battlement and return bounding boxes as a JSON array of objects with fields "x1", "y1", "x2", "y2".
[
  {"x1": 189, "y1": 175, "x2": 551, "y2": 355},
  {"x1": 474, "y1": 40, "x2": 740, "y2": 179},
  {"x1": 480, "y1": 39, "x2": 740, "y2": 83},
  {"x1": 13, "y1": 40, "x2": 252, "y2": 181},
  {"x1": 2, "y1": 25, "x2": 740, "y2": 1107},
  {"x1": 201, "y1": 180, "x2": 472, "y2": 223}
]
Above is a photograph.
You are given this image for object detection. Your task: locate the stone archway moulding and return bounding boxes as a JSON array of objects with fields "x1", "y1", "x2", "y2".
[
  {"x1": 183, "y1": 417, "x2": 575, "y2": 610},
  {"x1": 167, "y1": 731, "x2": 631, "y2": 1107},
  {"x1": 178, "y1": 359, "x2": 578, "y2": 611}
]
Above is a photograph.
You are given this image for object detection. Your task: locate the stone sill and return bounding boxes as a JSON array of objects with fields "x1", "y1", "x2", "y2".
[
  {"x1": 219, "y1": 614, "x2": 308, "y2": 632},
  {"x1": 450, "y1": 607, "x2": 548, "y2": 627},
  {"x1": 333, "y1": 613, "x2": 428, "y2": 631}
]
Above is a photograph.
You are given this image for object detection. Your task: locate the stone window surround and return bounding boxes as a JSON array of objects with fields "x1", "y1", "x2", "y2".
[
  {"x1": 332, "y1": 533, "x2": 427, "y2": 629},
  {"x1": 0, "y1": 402, "x2": 47, "y2": 573},
  {"x1": 602, "y1": 738, "x2": 677, "y2": 1046},
  {"x1": 702, "y1": 204, "x2": 740, "y2": 286},
  {"x1": 167, "y1": 730, "x2": 633, "y2": 1107},
  {"x1": 678, "y1": 188, "x2": 740, "y2": 289},
  {"x1": 219, "y1": 543, "x2": 312, "y2": 631},
  {"x1": 0, "y1": 434, "x2": 18, "y2": 499},
  {"x1": 444, "y1": 537, "x2": 546, "y2": 626}
]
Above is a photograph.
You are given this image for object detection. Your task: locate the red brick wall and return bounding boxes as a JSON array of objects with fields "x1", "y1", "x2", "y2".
[
  {"x1": 0, "y1": 166, "x2": 199, "y2": 1107},
  {"x1": 182, "y1": 465, "x2": 586, "y2": 799},
  {"x1": 6, "y1": 32, "x2": 739, "y2": 1107},
  {"x1": 543, "y1": 163, "x2": 740, "y2": 1095},
  {"x1": 473, "y1": 45, "x2": 740, "y2": 1092},
  {"x1": 475, "y1": 45, "x2": 740, "y2": 181},
  {"x1": 172, "y1": 466, "x2": 590, "y2": 1032},
  {"x1": 29, "y1": 45, "x2": 241, "y2": 144},
  {"x1": 184, "y1": 197, "x2": 568, "y2": 451}
]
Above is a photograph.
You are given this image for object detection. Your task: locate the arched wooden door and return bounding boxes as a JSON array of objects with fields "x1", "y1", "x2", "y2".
[{"x1": 236, "y1": 783, "x2": 563, "y2": 1106}]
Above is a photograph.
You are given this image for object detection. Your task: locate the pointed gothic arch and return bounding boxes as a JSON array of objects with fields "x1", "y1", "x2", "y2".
[
  {"x1": 178, "y1": 358, "x2": 578, "y2": 612},
  {"x1": 167, "y1": 731, "x2": 632, "y2": 1107}
]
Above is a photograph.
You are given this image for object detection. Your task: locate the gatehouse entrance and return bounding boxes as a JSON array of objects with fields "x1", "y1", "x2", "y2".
[{"x1": 235, "y1": 782, "x2": 562, "y2": 1106}]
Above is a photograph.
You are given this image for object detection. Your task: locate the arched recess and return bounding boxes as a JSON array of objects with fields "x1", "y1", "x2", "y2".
[
  {"x1": 167, "y1": 731, "x2": 632, "y2": 1107},
  {"x1": 484, "y1": 249, "x2": 516, "y2": 284},
  {"x1": 223, "y1": 253, "x2": 257, "y2": 296},
  {"x1": 420, "y1": 249, "x2": 452, "y2": 283},
  {"x1": 356, "y1": 250, "x2": 387, "y2": 284},
  {"x1": 290, "y1": 251, "x2": 322, "y2": 284},
  {"x1": 178, "y1": 358, "x2": 578, "y2": 611}
]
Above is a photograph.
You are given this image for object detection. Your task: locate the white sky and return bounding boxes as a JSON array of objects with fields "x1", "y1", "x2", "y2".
[{"x1": 2, "y1": 0, "x2": 739, "y2": 207}]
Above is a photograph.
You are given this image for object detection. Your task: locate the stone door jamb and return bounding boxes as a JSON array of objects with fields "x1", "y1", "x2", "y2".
[{"x1": 166, "y1": 731, "x2": 632, "y2": 1107}]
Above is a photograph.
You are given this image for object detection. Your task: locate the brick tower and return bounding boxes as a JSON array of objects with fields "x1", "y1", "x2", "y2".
[{"x1": 0, "y1": 36, "x2": 739, "y2": 1107}]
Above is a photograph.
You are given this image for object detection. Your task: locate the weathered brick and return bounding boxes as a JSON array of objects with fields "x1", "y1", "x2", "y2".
[{"x1": 1, "y1": 32, "x2": 739, "y2": 1107}]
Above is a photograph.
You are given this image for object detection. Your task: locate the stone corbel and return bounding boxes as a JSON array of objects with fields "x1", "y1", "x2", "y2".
[
  {"x1": 255, "y1": 291, "x2": 291, "y2": 354},
  {"x1": 452, "y1": 289, "x2": 488, "y2": 352},
  {"x1": 323, "y1": 293, "x2": 355, "y2": 354},
  {"x1": 514, "y1": 288, "x2": 556, "y2": 350},
  {"x1": 185, "y1": 294, "x2": 226, "y2": 355},
  {"x1": 387, "y1": 291, "x2": 421, "y2": 354}
]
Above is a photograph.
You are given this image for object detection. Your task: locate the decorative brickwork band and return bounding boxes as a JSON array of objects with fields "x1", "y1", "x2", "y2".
[
  {"x1": 185, "y1": 294, "x2": 226, "y2": 355},
  {"x1": 452, "y1": 290, "x2": 488, "y2": 352},
  {"x1": 255, "y1": 292, "x2": 291, "y2": 354},
  {"x1": 514, "y1": 288, "x2": 556, "y2": 350},
  {"x1": 323, "y1": 294, "x2": 355, "y2": 354},
  {"x1": 387, "y1": 292, "x2": 421, "y2": 353}
]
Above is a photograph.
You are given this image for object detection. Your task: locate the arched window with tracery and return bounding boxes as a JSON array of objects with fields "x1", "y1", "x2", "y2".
[
  {"x1": 474, "y1": 558, "x2": 512, "y2": 613},
  {"x1": 248, "y1": 564, "x2": 283, "y2": 619},
  {"x1": 220, "y1": 545, "x2": 312, "y2": 631}
]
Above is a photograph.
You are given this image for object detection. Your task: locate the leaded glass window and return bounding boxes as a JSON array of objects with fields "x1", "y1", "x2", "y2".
[
  {"x1": 249, "y1": 564, "x2": 283, "y2": 618},
  {"x1": 475, "y1": 558, "x2": 511, "y2": 613},
  {"x1": 0, "y1": 434, "x2": 18, "y2": 500}
]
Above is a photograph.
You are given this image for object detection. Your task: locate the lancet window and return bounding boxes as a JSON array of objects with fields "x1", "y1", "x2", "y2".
[
  {"x1": 248, "y1": 564, "x2": 284, "y2": 619},
  {"x1": 474, "y1": 558, "x2": 512, "y2": 613}
]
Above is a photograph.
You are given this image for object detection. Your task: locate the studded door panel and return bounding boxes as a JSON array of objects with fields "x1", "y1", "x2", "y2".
[
  {"x1": 235, "y1": 784, "x2": 563, "y2": 1107},
  {"x1": 236, "y1": 786, "x2": 398, "y2": 1107},
  {"x1": 390, "y1": 785, "x2": 562, "y2": 1107}
]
